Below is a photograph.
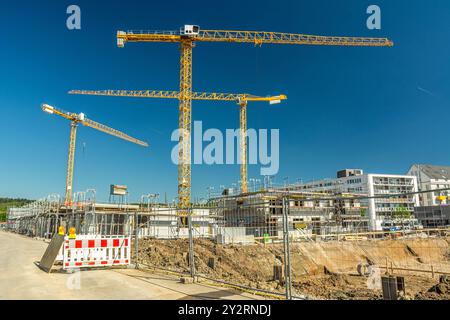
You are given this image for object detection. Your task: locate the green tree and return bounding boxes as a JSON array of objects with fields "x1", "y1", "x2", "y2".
[
  {"x1": 393, "y1": 206, "x2": 411, "y2": 219},
  {"x1": 360, "y1": 208, "x2": 367, "y2": 217}
]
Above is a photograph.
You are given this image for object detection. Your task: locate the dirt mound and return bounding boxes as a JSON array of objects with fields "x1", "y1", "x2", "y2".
[
  {"x1": 288, "y1": 238, "x2": 450, "y2": 275},
  {"x1": 139, "y1": 239, "x2": 285, "y2": 291},
  {"x1": 415, "y1": 276, "x2": 450, "y2": 300},
  {"x1": 293, "y1": 274, "x2": 382, "y2": 300},
  {"x1": 138, "y1": 237, "x2": 450, "y2": 300}
]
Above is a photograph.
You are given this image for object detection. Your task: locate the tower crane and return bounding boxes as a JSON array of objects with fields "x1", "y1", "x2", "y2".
[
  {"x1": 69, "y1": 89, "x2": 287, "y2": 194},
  {"x1": 115, "y1": 25, "x2": 393, "y2": 211},
  {"x1": 41, "y1": 103, "x2": 148, "y2": 205}
]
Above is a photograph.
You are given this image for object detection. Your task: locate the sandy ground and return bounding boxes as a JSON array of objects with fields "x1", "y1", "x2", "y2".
[
  {"x1": 137, "y1": 237, "x2": 450, "y2": 300},
  {"x1": 0, "y1": 230, "x2": 262, "y2": 300}
]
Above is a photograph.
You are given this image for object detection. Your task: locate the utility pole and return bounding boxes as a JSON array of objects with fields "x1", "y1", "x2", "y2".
[
  {"x1": 134, "y1": 211, "x2": 139, "y2": 269},
  {"x1": 282, "y1": 196, "x2": 292, "y2": 300},
  {"x1": 187, "y1": 208, "x2": 196, "y2": 278}
]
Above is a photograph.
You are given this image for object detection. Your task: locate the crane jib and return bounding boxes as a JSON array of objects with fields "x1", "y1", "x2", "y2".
[{"x1": 118, "y1": 29, "x2": 393, "y2": 47}]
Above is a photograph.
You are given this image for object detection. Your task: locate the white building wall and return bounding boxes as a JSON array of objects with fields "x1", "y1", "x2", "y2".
[
  {"x1": 367, "y1": 174, "x2": 419, "y2": 231},
  {"x1": 296, "y1": 172, "x2": 419, "y2": 231},
  {"x1": 407, "y1": 165, "x2": 450, "y2": 206},
  {"x1": 367, "y1": 175, "x2": 377, "y2": 231},
  {"x1": 137, "y1": 207, "x2": 213, "y2": 239}
]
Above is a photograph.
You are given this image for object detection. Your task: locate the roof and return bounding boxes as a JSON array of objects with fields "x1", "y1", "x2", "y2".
[{"x1": 413, "y1": 164, "x2": 450, "y2": 180}]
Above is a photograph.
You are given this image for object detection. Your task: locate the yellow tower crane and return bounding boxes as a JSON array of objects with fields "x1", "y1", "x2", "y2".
[
  {"x1": 115, "y1": 25, "x2": 393, "y2": 210},
  {"x1": 69, "y1": 89, "x2": 287, "y2": 194},
  {"x1": 42, "y1": 103, "x2": 148, "y2": 205}
]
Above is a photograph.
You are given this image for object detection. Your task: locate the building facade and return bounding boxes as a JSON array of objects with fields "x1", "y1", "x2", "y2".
[
  {"x1": 293, "y1": 169, "x2": 419, "y2": 231},
  {"x1": 414, "y1": 205, "x2": 450, "y2": 228},
  {"x1": 407, "y1": 164, "x2": 450, "y2": 206}
]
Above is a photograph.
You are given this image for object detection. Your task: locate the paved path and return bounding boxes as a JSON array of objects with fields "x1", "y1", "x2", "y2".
[{"x1": 0, "y1": 231, "x2": 261, "y2": 300}]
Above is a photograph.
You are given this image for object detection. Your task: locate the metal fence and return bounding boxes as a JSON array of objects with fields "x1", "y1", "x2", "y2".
[
  {"x1": 6, "y1": 189, "x2": 450, "y2": 300},
  {"x1": 135, "y1": 191, "x2": 449, "y2": 300}
]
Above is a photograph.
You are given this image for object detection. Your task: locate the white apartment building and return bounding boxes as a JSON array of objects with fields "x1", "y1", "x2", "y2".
[
  {"x1": 294, "y1": 169, "x2": 419, "y2": 231},
  {"x1": 407, "y1": 164, "x2": 450, "y2": 206}
]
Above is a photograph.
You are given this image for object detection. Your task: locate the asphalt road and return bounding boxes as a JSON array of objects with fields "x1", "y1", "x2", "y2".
[{"x1": 0, "y1": 230, "x2": 261, "y2": 300}]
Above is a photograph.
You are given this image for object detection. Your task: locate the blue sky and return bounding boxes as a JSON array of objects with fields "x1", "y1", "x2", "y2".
[{"x1": 0, "y1": 0, "x2": 449, "y2": 202}]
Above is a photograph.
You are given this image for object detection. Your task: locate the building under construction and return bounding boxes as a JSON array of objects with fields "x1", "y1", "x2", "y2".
[
  {"x1": 6, "y1": 190, "x2": 214, "y2": 240},
  {"x1": 7, "y1": 186, "x2": 368, "y2": 244},
  {"x1": 210, "y1": 189, "x2": 368, "y2": 241}
]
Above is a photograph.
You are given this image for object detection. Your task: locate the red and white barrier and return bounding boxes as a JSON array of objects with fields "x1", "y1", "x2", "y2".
[{"x1": 62, "y1": 235, "x2": 130, "y2": 270}]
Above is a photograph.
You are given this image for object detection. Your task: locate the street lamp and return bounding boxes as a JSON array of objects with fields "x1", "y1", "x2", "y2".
[
  {"x1": 207, "y1": 186, "x2": 215, "y2": 200},
  {"x1": 284, "y1": 177, "x2": 289, "y2": 188},
  {"x1": 255, "y1": 179, "x2": 261, "y2": 192},
  {"x1": 231, "y1": 183, "x2": 237, "y2": 195},
  {"x1": 249, "y1": 178, "x2": 256, "y2": 192}
]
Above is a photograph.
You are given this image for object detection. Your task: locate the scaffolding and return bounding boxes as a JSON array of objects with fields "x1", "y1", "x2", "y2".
[
  {"x1": 6, "y1": 190, "x2": 215, "y2": 240},
  {"x1": 208, "y1": 190, "x2": 369, "y2": 243},
  {"x1": 8, "y1": 188, "x2": 441, "y2": 244}
]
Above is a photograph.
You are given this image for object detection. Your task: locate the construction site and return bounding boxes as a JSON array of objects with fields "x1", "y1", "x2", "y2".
[
  {"x1": 5, "y1": 183, "x2": 450, "y2": 300},
  {"x1": 1, "y1": 2, "x2": 450, "y2": 304}
]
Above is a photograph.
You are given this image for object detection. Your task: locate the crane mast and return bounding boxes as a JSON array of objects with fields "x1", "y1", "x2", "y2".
[
  {"x1": 178, "y1": 40, "x2": 194, "y2": 210},
  {"x1": 239, "y1": 102, "x2": 248, "y2": 193},
  {"x1": 66, "y1": 122, "x2": 78, "y2": 203}
]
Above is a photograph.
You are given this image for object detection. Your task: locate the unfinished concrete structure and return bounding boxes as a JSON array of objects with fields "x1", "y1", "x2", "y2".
[
  {"x1": 7, "y1": 190, "x2": 213, "y2": 240},
  {"x1": 8, "y1": 186, "x2": 370, "y2": 245},
  {"x1": 210, "y1": 190, "x2": 367, "y2": 242}
]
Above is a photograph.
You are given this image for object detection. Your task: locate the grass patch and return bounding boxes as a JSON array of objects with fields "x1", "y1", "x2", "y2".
[{"x1": 0, "y1": 198, "x2": 33, "y2": 222}]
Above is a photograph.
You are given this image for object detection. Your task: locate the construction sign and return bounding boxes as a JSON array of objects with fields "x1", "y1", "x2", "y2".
[{"x1": 38, "y1": 234, "x2": 130, "y2": 272}]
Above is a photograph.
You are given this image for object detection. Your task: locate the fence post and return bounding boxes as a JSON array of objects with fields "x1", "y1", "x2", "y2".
[
  {"x1": 188, "y1": 208, "x2": 196, "y2": 278},
  {"x1": 282, "y1": 197, "x2": 293, "y2": 300},
  {"x1": 134, "y1": 211, "x2": 139, "y2": 269}
]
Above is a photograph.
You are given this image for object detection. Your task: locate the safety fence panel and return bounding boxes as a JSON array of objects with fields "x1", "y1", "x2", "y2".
[{"x1": 62, "y1": 235, "x2": 130, "y2": 270}]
